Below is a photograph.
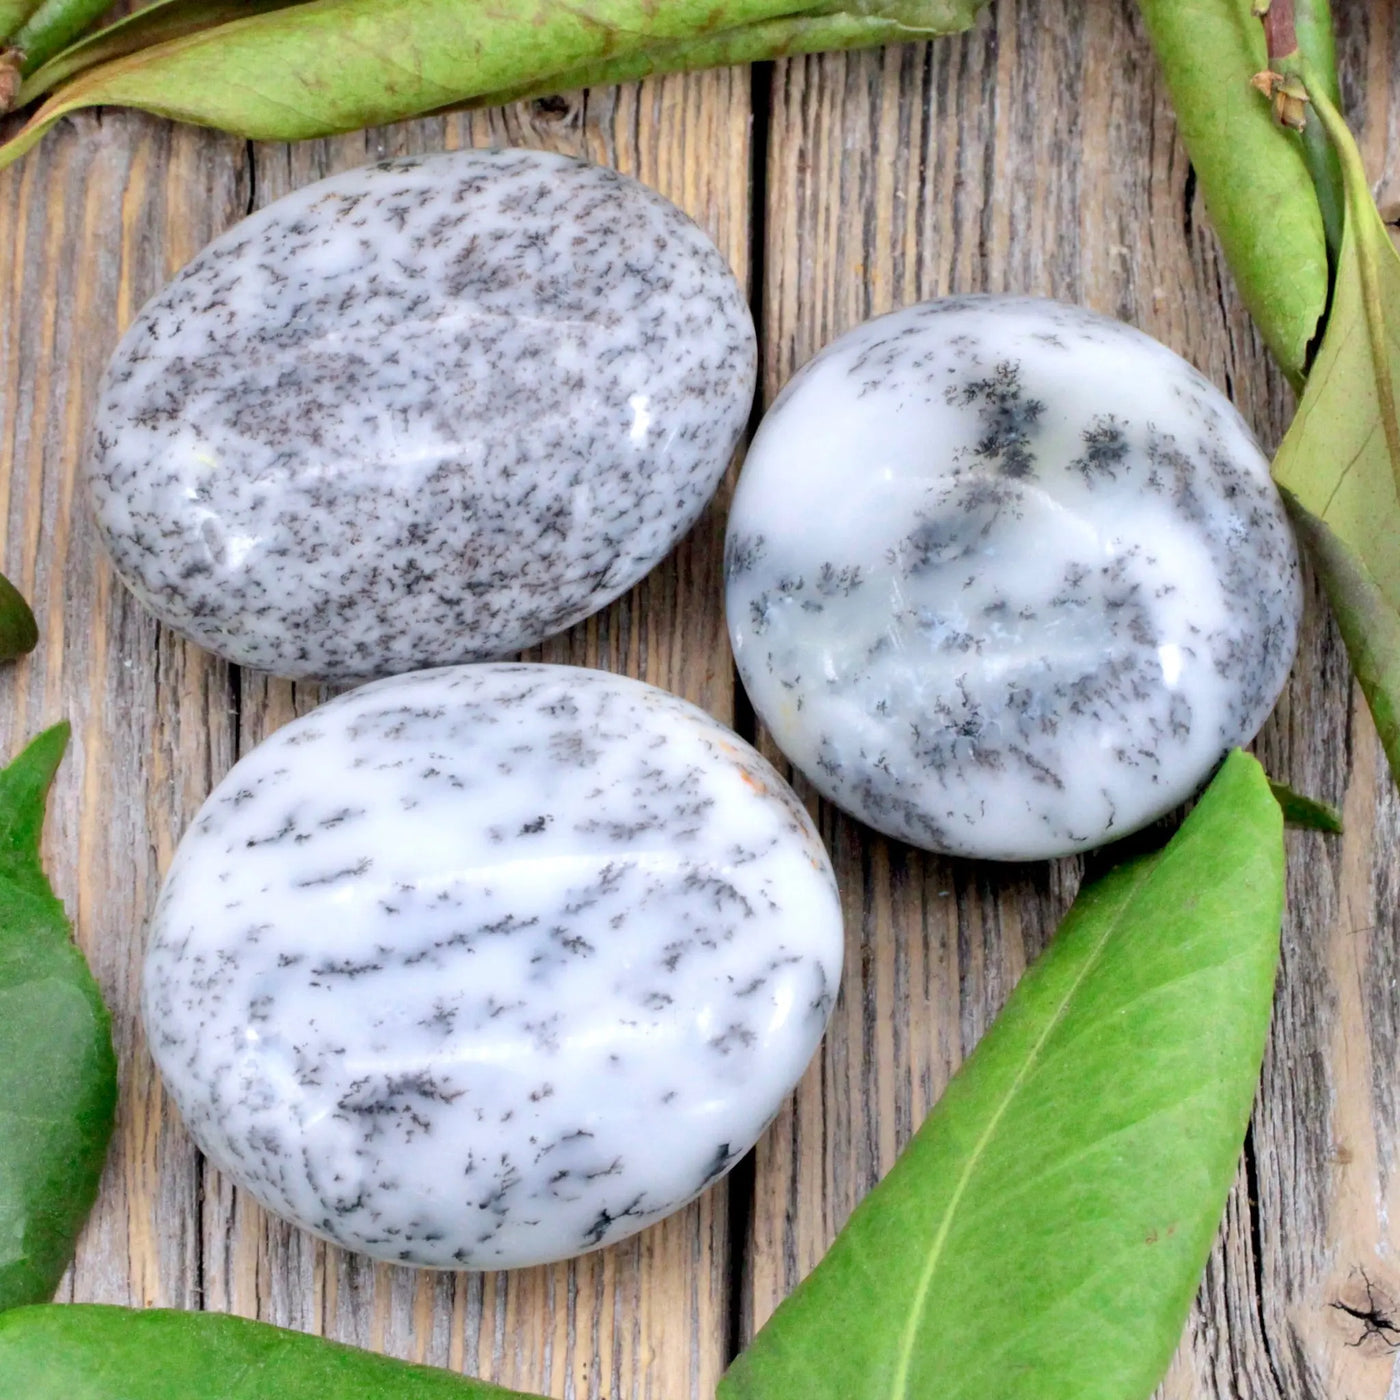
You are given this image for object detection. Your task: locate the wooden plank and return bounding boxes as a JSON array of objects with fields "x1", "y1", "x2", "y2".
[
  {"x1": 204, "y1": 77, "x2": 753, "y2": 1400},
  {"x1": 744, "y1": 5, "x2": 1400, "y2": 1400},
  {"x1": 0, "y1": 67, "x2": 750, "y2": 1400},
  {"x1": 0, "y1": 112, "x2": 248, "y2": 1314},
  {"x1": 5, "y1": 4, "x2": 1400, "y2": 1399}
]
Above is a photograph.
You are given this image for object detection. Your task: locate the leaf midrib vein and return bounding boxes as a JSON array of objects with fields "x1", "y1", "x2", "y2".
[{"x1": 886, "y1": 859, "x2": 1156, "y2": 1400}]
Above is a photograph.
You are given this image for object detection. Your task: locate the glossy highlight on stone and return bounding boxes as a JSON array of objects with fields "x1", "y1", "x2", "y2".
[
  {"x1": 725, "y1": 296, "x2": 1302, "y2": 861},
  {"x1": 141, "y1": 664, "x2": 843, "y2": 1270},
  {"x1": 85, "y1": 149, "x2": 756, "y2": 681}
]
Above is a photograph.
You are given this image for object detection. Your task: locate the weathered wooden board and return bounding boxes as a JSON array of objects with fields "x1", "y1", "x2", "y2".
[
  {"x1": 744, "y1": 6, "x2": 1400, "y2": 1400},
  {"x1": 1, "y1": 1, "x2": 1397, "y2": 1397},
  {"x1": 0, "y1": 70, "x2": 752, "y2": 1400}
]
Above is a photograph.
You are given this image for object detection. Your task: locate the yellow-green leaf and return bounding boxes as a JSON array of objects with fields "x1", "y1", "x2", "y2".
[
  {"x1": 0, "y1": 0, "x2": 988, "y2": 171},
  {"x1": 1134, "y1": 0, "x2": 1329, "y2": 385},
  {"x1": 1271, "y1": 77, "x2": 1400, "y2": 782},
  {"x1": 16, "y1": 0, "x2": 308, "y2": 106}
]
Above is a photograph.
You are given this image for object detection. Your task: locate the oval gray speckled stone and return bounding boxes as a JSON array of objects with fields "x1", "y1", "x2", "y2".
[
  {"x1": 84, "y1": 149, "x2": 756, "y2": 681},
  {"x1": 726, "y1": 296, "x2": 1302, "y2": 861},
  {"x1": 142, "y1": 664, "x2": 843, "y2": 1271}
]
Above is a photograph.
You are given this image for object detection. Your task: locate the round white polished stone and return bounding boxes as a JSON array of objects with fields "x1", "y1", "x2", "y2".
[
  {"x1": 142, "y1": 664, "x2": 842, "y2": 1270},
  {"x1": 725, "y1": 296, "x2": 1301, "y2": 861},
  {"x1": 85, "y1": 149, "x2": 755, "y2": 682}
]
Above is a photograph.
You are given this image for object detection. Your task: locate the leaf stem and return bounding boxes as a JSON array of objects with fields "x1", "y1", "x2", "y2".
[
  {"x1": 1293, "y1": 0, "x2": 1345, "y2": 273},
  {"x1": 1305, "y1": 72, "x2": 1400, "y2": 497}
]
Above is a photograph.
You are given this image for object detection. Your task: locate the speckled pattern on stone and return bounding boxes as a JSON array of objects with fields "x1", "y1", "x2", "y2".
[
  {"x1": 725, "y1": 295, "x2": 1302, "y2": 861},
  {"x1": 141, "y1": 664, "x2": 843, "y2": 1270},
  {"x1": 84, "y1": 148, "x2": 756, "y2": 681}
]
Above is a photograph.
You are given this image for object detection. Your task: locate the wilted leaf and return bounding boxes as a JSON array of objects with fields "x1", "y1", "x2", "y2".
[
  {"x1": 1271, "y1": 77, "x2": 1400, "y2": 786},
  {"x1": 0, "y1": 0, "x2": 988, "y2": 169}
]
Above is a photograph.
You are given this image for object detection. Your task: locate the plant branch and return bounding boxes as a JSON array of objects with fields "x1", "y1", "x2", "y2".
[
  {"x1": 1258, "y1": 0, "x2": 1299, "y2": 61},
  {"x1": 0, "y1": 46, "x2": 19, "y2": 110}
]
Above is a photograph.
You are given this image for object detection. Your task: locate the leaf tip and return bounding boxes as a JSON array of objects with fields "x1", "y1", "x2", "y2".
[
  {"x1": 0, "y1": 570, "x2": 39, "y2": 660},
  {"x1": 10, "y1": 721, "x2": 71, "y2": 792},
  {"x1": 1268, "y1": 779, "x2": 1345, "y2": 833}
]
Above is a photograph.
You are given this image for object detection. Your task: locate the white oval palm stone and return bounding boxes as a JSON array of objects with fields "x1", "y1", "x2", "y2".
[
  {"x1": 85, "y1": 149, "x2": 756, "y2": 681},
  {"x1": 725, "y1": 296, "x2": 1301, "y2": 860},
  {"x1": 142, "y1": 665, "x2": 842, "y2": 1270}
]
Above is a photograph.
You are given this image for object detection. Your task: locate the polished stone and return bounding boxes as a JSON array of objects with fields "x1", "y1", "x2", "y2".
[
  {"x1": 142, "y1": 665, "x2": 843, "y2": 1270},
  {"x1": 725, "y1": 296, "x2": 1301, "y2": 861},
  {"x1": 85, "y1": 149, "x2": 755, "y2": 681}
]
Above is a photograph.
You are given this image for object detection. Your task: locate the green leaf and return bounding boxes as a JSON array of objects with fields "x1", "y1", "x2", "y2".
[
  {"x1": 0, "y1": 0, "x2": 988, "y2": 169},
  {"x1": 1268, "y1": 779, "x2": 1343, "y2": 833},
  {"x1": 1271, "y1": 77, "x2": 1400, "y2": 787},
  {"x1": 16, "y1": 0, "x2": 308, "y2": 104},
  {"x1": 9, "y1": 0, "x2": 117, "y2": 73},
  {"x1": 0, "y1": 1305, "x2": 548, "y2": 1397},
  {"x1": 0, "y1": 725, "x2": 117, "y2": 1314},
  {"x1": 0, "y1": 573, "x2": 37, "y2": 662},
  {"x1": 1134, "y1": 0, "x2": 1329, "y2": 385},
  {"x1": 1292, "y1": 0, "x2": 1344, "y2": 262},
  {"x1": 721, "y1": 750, "x2": 1284, "y2": 1400},
  {"x1": 0, "y1": 0, "x2": 42, "y2": 45}
]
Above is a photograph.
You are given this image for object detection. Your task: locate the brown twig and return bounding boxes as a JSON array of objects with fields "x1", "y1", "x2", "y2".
[
  {"x1": 0, "y1": 47, "x2": 21, "y2": 114},
  {"x1": 1259, "y1": 0, "x2": 1299, "y2": 62}
]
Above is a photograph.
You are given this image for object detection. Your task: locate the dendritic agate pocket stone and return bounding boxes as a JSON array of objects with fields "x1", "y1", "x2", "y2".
[
  {"x1": 85, "y1": 149, "x2": 756, "y2": 681},
  {"x1": 725, "y1": 296, "x2": 1302, "y2": 861},
  {"x1": 141, "y1": 665, "x2": 842, "y2": 1270}
]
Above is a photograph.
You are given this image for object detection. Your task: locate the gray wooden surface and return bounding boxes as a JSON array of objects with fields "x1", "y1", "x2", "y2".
[{"x1": 1, "y1": 1, "x2": 1398, "y2": 1396}]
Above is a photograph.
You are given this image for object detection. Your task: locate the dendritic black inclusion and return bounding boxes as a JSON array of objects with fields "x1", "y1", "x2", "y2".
[
  {"x1": 953, "y1": 359, "x2": 1046, "y2": 479},
  {"x1": 1071, "y1": 414, "x2": 1131, "y2": 481}
]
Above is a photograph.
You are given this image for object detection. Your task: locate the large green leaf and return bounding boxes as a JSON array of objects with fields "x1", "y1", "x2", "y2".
[
  {"x1": 1134, "y1": 0, "x2": 1328, "y2": 385},
  {"x1": 0, "y1": 0, "x2": 988, "y2": 169},
  {"x1": 0, "y1": 724, "x2": 116, "y2": 1313},
  {"x1": 1271, "y1": 78, "x2": 1400, "y2": 785},
  {"x1": 721, "y1": 750, "x2": 1284, "y2": 1400},
  {"x1": 0, "y1": 572, "x2": 37, "y2": 663},
  {"x1": 0, "y1": 1305, "x2": 546, "y2": 1398}
]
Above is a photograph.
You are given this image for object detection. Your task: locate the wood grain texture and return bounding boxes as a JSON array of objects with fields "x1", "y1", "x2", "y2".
[
  {"x1": 1, "y1": 2, "x2": 1398, "y2": 1399},
  {"x1": 0, "y1": 69, "x2": 751, "y2": 1399},
  {"x1": 744, "y1": 6, "x2": 1400, "y2": 1400}
]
